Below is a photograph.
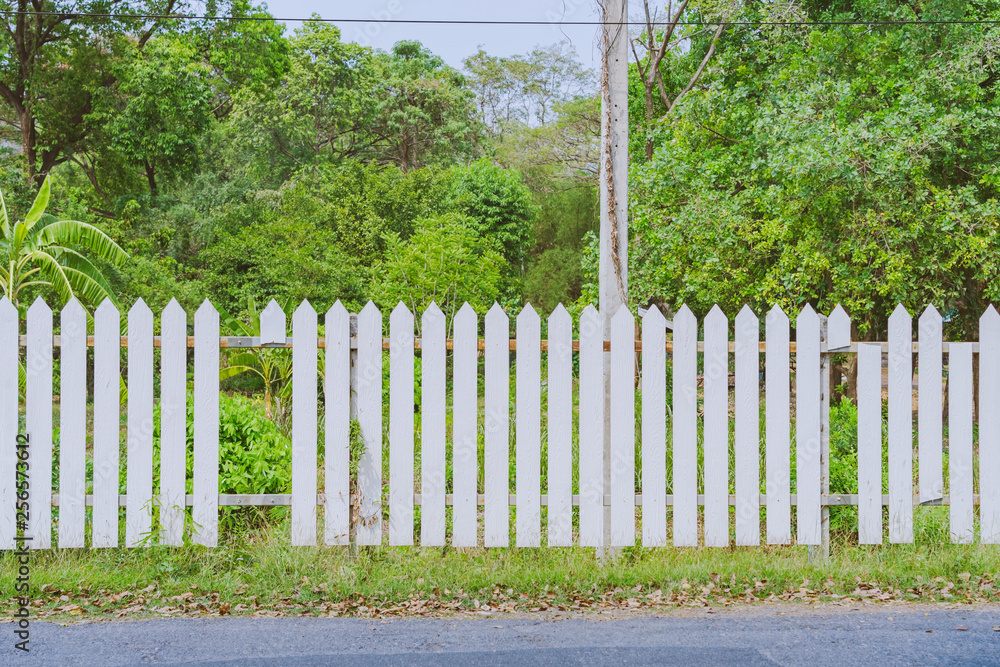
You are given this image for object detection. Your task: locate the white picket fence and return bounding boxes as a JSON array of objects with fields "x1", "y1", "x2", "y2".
[{"x1": 1, "y1": 295, "x2": 998, "y2": 550}]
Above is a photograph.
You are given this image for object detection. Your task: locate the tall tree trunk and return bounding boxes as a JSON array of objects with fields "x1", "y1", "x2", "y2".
[{"x1": 145, "y1": 160, "x2": 158, "y2": 196}]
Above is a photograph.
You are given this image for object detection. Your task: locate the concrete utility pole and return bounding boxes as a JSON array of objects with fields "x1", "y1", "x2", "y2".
[{"x1": 599, "y1": 0, "x2": 629, "y2": 560}]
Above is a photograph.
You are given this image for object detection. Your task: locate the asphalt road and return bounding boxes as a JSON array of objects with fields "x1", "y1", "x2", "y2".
[{"x1": 2, "y1": 608, "x2": 999, "y2": 666}]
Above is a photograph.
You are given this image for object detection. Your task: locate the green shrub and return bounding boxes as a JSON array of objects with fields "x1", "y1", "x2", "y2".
[{"x1": 152, "y1": 391, "x2": 293, "y2": 534}]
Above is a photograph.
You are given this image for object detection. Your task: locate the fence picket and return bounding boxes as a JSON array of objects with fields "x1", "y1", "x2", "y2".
[
  {"x1": 388, "y1": 303, "x2": 414, "y2": 546},
  {"x1": 59, "y1": 299, "x2": 87, "y2": 548},
  {"x1": 642, "y1": 306, "x2": 667, "y2": 547},
  {"x1": 292, "y1": 301, "x2": 318, "y2": 546},
  {"x1": 735, "y1": 305, "x2": 760, "y2": 546},
  {"x1": 324, "y1": 301, "x2": 351, "y2": 546},
  {"x1": 26, "y1": 298, "x2": 52, "y2": 549},
  {"x1": 160, "y1": 299, "x2": 187, "y2": 546},
  {"x1": 260, "y1": 299, "x2": 286, "y2": 346},
  {"x1": 981, "y1": 306, "x2": 1000, "y2": 544},
  {"x1": 610, "y1": 307, "x2": 635, "y2": 547},
  {"x1": 548, "y1": 305, "x2": 573, "y2": 546},
  {"x1": 93, "y1": 299, "x2": 120, "y2": 548},
  {"x1": 919, "y1": 306, "x2": 944, "y2": 502},
  {"x1": 858, "y1": 342, "x2": 883, "y2": 545},
  {"x1": 703, "y1": 306, "x2": 728, "y2": 547},
  {"x1": 420, "y1": 303, "x2": 446, "y2": 546},
  {"x1": 887, "y1": 305, "x2": 913, "y2": 543},
  {"x1": 516, "y1": 305, "x2": 542, "y2": 546},
  {"x1": 356, "y1": 302, "x2": 383, "y2": 546},
  {"x1": 796, "y1": 305, "x2": 821, "y2": 545},
  {"x1": 949, "y1": 342, "x2": 974, "y2": 544},
  {"x1": 0, "y1": 298, "x2": 16, "y2": 549},
  {"x1": 193, "y1": 300, "x2": 220, "y2": 547},
  {"x1": 579, "y1": 305, "x2": 604, "y2": 547},
  {"x1": 828, "y1": 304, "x2": 851, "y2": 350},
  {"x1": 485, "y1": 303, "x2": 509, "y2": 547},
  {"x1": 126, "y1": 299, "x2": 154, "y2": 547},
  {"x1": 452, "y1": 303, "x2": 478, "y2": 547},
  {"x1": 673, "y1": 305, "x2": 698, "y2": 546},
  {"x1": 765, "y1": 305, "x2": 790, "y2": 544}
]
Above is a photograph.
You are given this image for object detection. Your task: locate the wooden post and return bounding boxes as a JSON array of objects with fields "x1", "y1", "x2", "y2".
[
  {"x1": 809, "y1": 315, "x2": 831, "y2": 562},
  {"x1": 599, "y1": 0, "x2": 629, "y2": 561}
]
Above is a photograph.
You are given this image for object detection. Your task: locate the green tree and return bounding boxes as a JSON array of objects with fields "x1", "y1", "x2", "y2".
[
  {"x1": 373, "y1": 214, "x2": 507, "y2": 328},
  {"x1": 625, "y1": 0, "x2": 1000, "y2": 340},
  {"x1": 447, "y1": 159, "x2": 538, "y2": 274},
  {"x1": 0, "y1": 177, "x2": 129, "y2": 315}
]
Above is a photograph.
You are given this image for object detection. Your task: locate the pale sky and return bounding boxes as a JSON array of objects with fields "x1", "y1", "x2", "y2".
[{"x1": 262, "y1": 0, "x2": 604, "y2": 71}]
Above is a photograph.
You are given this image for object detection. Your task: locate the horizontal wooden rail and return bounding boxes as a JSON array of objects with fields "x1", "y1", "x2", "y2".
[
  {"x1": 14, "y1": 335, "x2": 984, "y2": 354},
  {"x1": 49, "y1": 493, "x2": 972, "y2": 508}
]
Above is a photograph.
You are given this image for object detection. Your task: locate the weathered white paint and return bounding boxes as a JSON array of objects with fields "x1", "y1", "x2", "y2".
[
  {"x1": 452, "y1": 303, "x2": 478, "y2": 547},
  {"x1": 579, "y1": 306, "x2": 604, "y2": 547},
  {"x1": 126, "y1": 299, "x2": 154, "y2": 546},
  {"x1": 516, "y1": 305, "x2": 542, "y2": 547},
  {"x1": 641, "y1": 306, "x2": 667, "y2": 547},
  {"x1": 93, "y1": 299, "x2": 120, "y2": 548},
  {"x1": 610, "y1": 307, "x2": 634, "y2": 547},
  {"x1": 388, "y1": 302, "x2": 414, "y2": 546},
  {"x1": 59, "y1": 299, "x2": 87, "y2": 548},
  {"x1": 193, "y1": 300, "x2": 220, "y2": 547},
  {"x1": 858, "y1": 343, "x2": 883, "y2": 545},
  {"x1": 918, "y1": 306, "x2": 943, "y2": 503},
  {"x1": 981, "y1": 306, "x2": 1000, "y2": 544},
  {"x1": 672, "y1": 305, "x2": 697, "y2": 547},
  {"x1": 292, "y1": 301, "x2": 318, "y2": 546},
  {"x1": 702, "y1": 305, "x2": 728, "y2": 548},
  {"x1": 765, "y1": 305, "x2": 790, "y2": 545},
  {"x1": 0, "y1": 297, "x2": 15, "y2": 549},
  {"x1": 420, "y1": 303, "x2": 446, "y2": 546},
  {"x1": 948, "y1": 342, "x2": 973, "y2": 544},
  {"x1": 547, "y1": 305, "x2": 573, "y2": 546},
  {"x1": 887, "y1": 305, "x2": 913, "y2": 543},
  {"x1": 324, "y1": 301, "x2": 351, "y2": 546},
  {"x1": 735, "y1": 305, "x2": 760, "y2": 546},
  {"x1": 160, "y1": 299, "x2": 187, "y2": 547},
  {"x1": 796, "y1": 305, "x2": 821, "y2": 545},
  {"x1": 356, "y1": 302, "x2": 383, "y2": 546}
]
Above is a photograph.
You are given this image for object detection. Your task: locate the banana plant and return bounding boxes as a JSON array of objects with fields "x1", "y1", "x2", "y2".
[
  {"x1": 2, "y1": 176, "x2": 129, "y2": 404},
  {"x1": 219, "y1": 296, "x2": 297, "y2": 419}
]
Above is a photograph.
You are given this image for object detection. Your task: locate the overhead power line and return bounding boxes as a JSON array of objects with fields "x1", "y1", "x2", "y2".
[{"x1": 0, "y1": 10, "x2": 998, "y2": 27}]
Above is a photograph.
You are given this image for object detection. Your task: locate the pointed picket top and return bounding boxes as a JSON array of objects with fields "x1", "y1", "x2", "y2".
[
  {"x1": 889, "y1": 303, "x2": 911, "y2": 323},
  {"x1": 195, "y1": 298, "x2": 217, "y2": 319},
  {"x1": 611, "y1": 302, "x2": 634, "y2": 330},
  {"x1": 797, "y1": 302, "x2": 818, "y2": 325},
  {"x1": 390, "y1": 301, "x2": 410, "y2": 319},
  {"x1": 983, "y1": 304, "x2": 1000, "y2": 323},
  {"x1": 517, "y1": 302, "x2": 540, "y2": 325},
  {"x1": 295, "y1": 299, "x2": 316, "y2": 318},
  {"x1": 643, "y1": 303, "x2": 666, "y2": 326},
  {"x1": 920, "y1": 304, "x2": 942, "y2": 333},
  {"x1": 162, "y1": 297, "x2": 185, "y2": 320},
  {"x1": 326, "y1": 299, "x2": 348, "y2": 320},
  {"x1": 674, "y1": 304, "x2": 695, "y2": 328},
  {"x1": 827, "y1": 304, "x2": 851, "y2": 349},
  {"x1": 766, "y1": 303, "x2": 788, "y2": 327},
  {"x1": 456, "y1": 301, "x2": 476, "y2": 319},
  {"x1": 705, "y1": 304, "x2": 726, "y2": 327},
  {"x1": 61, "y1": 297, "x2": 86, "y2": 332},
  {"x1": 128, "y1": 297, "x2": 152, "y2": 319},
  {"x1": 422, "y1": 301, "x2": 444, "y2": 329},
  {"x1": 486, "y1": 302, "x2": 507, "y2": 333},
  {"x1": 260, "y1": 299, "x2": 286, "y2": 345},
  {"x1": 736, "y1": 304, "x2": 758, "y2": 341},
  {"x1": 0, "y1": 295, "x2": 14, "y2": 317},
  {"x1": 27, "y1": 295, "x2": 51, "y2": 317}
]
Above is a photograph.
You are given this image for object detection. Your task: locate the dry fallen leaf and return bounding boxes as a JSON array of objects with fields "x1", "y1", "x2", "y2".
[{"x1": 955, "y1": 626, "x2": 969, "y2": 631}]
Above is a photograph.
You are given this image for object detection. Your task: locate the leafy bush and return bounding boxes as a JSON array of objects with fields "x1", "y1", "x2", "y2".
[{"x1": 153, "y1": 391, "x2": 293, "y2": 533}]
